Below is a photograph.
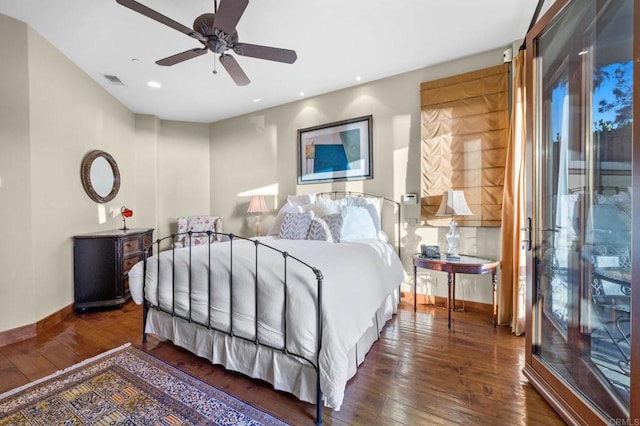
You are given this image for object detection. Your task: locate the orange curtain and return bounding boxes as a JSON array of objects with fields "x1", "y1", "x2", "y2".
[
  {"x1": 498, "y1": 49, "x2": 526, "y2": 335},
  {"x1": 420, "y1": 64, "x2": 509, "y2": 227}
]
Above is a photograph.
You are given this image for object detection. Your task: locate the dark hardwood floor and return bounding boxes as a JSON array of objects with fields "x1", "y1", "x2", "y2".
[{"x1": 0, "y1": 300, "x2": 565, "y2": 425}]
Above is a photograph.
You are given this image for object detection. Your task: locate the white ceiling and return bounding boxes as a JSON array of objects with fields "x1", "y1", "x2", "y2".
[{"x1": 0, "y1": 0, "x2": 551, "y2": 123}]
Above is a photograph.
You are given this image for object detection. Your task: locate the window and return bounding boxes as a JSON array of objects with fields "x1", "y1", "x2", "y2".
[{"x1": 420, "y1": 64, "x2": 509, "y2": 226}]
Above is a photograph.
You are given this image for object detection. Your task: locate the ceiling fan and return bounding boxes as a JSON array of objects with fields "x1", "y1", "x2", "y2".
[{"x1": 115, "y1": 0, "x2": 297, "y2": 86}]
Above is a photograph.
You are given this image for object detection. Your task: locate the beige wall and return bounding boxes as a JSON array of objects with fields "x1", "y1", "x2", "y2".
[
  {"x1": 27, "y1": 24, "x2": 138, "y2": 318},
  {"x1": 155, "y1": 119, "x2": 211, "y2": 240},
  {"x1": 0, "y1": 12, "x2": 509, "y2": 332},
  {"x1": 131, "y1": 116, "x2": 210, "y2": 241},
  {"x1": 0, "y1": 16, "x2": 210, "y2": 332},
  {"x1": 210, "y1": 48, "x2": 507, "y2": 304},
  {"x1": 0, "y1": 15, "x2": 35, "y2": 329}
]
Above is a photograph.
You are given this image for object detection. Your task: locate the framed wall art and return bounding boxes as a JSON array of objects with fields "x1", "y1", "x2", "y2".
[{"x1": 297, "y1": 115, "x2": 373, "y2": 184}]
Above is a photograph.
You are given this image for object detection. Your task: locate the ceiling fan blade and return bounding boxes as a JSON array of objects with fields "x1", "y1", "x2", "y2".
[
  {"x1": 219, "y1": 54, "x2": 250, "y2": 86},
  {"x1": 233, "y1": 43, "x2": 297, "y2": 64},
  {"x1": 116, "y1": 0, "x2": 206, "y2": 42},
  {"x1": 214, "y1": 0, "x2": 248, "y2": 36},
  {"x1": 156, "y1": 48, "x2": 209, "y2": 66}
]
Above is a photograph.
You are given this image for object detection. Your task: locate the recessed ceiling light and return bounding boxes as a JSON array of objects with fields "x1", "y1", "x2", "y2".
[
  {"x1": 299, "y1": 91, "x2": 305, "y2": 97},
  {"x1": 147, "y1": 81, "x2": 162, "y2": 88},
  {"x1": 253, "y1": 97, "x2": 261, "y2": 103},
  {"x1": 355, "y1": 75, "x2": 362, "y2": 81},
  {"x1": 131, "y1": 58, "x2": 141, "y2": 63}
]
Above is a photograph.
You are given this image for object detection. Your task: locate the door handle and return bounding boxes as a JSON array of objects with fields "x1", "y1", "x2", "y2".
[{"x1": 521, "y1": 217, "x2": 532, "y2": 251}]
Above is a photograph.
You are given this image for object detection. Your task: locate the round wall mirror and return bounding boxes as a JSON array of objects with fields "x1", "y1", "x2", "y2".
[{"x1": 80, "y1": 150, "x2": 120, "y2": 203}]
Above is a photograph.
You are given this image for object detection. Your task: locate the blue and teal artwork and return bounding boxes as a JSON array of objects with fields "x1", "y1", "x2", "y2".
[{"x1": 313, "y1": 129, "x2": 360, "y2": 173}]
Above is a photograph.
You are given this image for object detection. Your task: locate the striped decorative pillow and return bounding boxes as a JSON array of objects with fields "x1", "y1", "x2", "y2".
[
  {"x1": 307, "y1": 217, "x2": 333, "y2": 242},
  {"x1": 322, "y1": 213, "x2": 343, "y2": 243},
  {"x1": 268, "y1": 204, "x2": 303, "y2": 236},
  {"x1": 279, "y1": 211, "x2": 314, "y2": 240}
]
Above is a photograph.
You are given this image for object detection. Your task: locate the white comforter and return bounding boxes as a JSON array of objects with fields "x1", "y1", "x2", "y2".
[{"x1": 128, "y1": 236, "x2": 404, "y2": 409}]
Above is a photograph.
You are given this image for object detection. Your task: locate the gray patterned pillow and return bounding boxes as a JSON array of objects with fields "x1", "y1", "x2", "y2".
[
  {"x1": 322, "y1": 213, "x2": 344, "y2": 243},
  {"x1": 279, "y1": 211, "x2": 314, "y2": 240},
  {"x1": 307, "y1": 217, "x2": 333, "y2": 242},
  {"x1": 267, "y1": 204, "x2": 302, "y2": 236}
]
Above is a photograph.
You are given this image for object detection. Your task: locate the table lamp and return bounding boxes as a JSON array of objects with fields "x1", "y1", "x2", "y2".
[
  {"x1": 436, "y1": 190, "x2": 473, "y2": 260},
  {"x1": 247, "y1": 195, "x2": 268, "y2": 236},
  {"x1": 121, "y1": 206, "x2": 133, "y2": 231}
]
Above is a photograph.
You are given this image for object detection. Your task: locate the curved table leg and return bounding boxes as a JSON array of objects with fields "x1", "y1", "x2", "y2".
[
  {"x1": 447, "y1": 272, "x2": 453, "y2": 329},
  {"x1": 492, "y1": 272, "x2": 497, "y2": 327},
  {"x1": 413, "y1": 265, "x2": 417, "y2": 312}
]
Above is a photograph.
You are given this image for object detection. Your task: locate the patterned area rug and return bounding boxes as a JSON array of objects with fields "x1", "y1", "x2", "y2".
[{"x1": 0, "y1": 343, "x2": 288, "y2": 425}]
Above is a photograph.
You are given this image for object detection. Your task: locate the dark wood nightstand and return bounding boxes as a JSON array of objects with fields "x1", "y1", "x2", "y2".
[
  {"x1": 413, "y1": 254, "x2": 499, "y2": 329},
  {"x1": 73, "y1": 228, "x2": 153, "y2": 311}
]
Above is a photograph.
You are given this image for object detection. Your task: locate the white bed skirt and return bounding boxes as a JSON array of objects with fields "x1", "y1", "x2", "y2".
[{"x1": 144, "y1": 288, "x2": 399, "y2": 410}]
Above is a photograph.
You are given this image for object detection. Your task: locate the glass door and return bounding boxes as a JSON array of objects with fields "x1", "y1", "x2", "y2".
[{"x1": 530, "y1": 0, "x2": 633, "y2": 420}]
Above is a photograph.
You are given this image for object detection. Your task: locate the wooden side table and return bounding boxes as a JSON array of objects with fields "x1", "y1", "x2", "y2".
[{"x1": 412, "y1": 254, "x2": 499, "y2": 329}]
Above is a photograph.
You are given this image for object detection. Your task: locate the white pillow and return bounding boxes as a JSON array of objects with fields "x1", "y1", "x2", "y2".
[
  {"x1": 267, "y1": 204, "x2": 302, "y2": 236},
  {"x1": 341, "y1": 196, "x2": 382, "y2": 233},
  {"x1": 299, "y1": 203, "x2": 330, "y2": 217},
  {"x1": 299, "y1": 197, "x2": 344, "y2": 217},
  {"x1": 287, "y1": 193, "x2": 316, "y2": 206},
  {"x1": 340, "y1": 206, "x2": 378, "y2": 241},
  {"x1": 279, "y1": 211, "x2": 315, "y2": 240},
  {"x1": 315, "y1": 198, "x2": 342, "y2": 215}
]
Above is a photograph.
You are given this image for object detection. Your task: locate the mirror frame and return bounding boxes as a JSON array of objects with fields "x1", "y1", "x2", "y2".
[{"x1": 80, "y1": 150, "x2": 121, "y2": 203}]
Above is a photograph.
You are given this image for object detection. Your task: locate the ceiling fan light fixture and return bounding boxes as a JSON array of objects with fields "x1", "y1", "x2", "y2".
[{"x1": 207, "y1": 37, "x2": 229, "y2": 54}]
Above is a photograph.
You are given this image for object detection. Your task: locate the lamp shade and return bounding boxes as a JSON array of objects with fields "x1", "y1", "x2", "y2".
[
  {"x1": 247, "y1": 195, "x2": 268, "y2": 213},
  {"x1": 436, "y1": 190, "x2": 473, "y2": 217},
  {"x1": 121, "y1": 206, "x2": 133, "y2": 218}
]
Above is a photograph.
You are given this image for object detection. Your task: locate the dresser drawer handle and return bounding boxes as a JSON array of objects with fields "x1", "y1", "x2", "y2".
[
  {"x1": 123, "y1": 240, "x2": 140, "y2": 254},
  {"x1": 123, "y1": 256, "x2": 141, "y2": 273}
]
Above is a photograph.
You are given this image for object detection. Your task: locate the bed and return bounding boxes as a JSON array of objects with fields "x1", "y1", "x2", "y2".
[{"x1": 128, "y1": 192, "x2": 404, "y2": 424}]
